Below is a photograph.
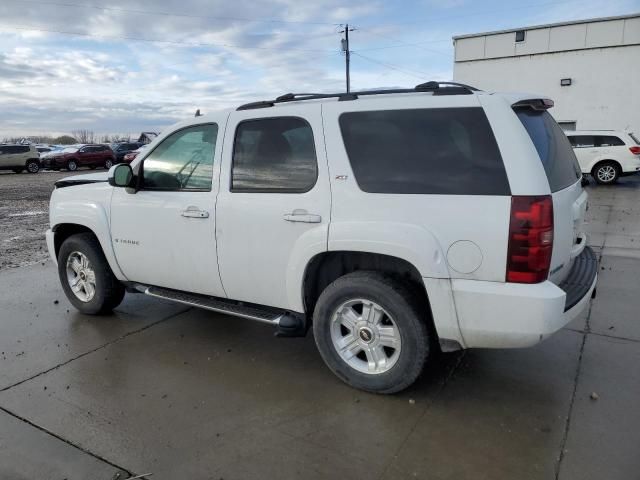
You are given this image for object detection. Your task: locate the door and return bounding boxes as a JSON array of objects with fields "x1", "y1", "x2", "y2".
[
  {"x1": 568, "y1": 135, "x2": 595, "y2": 172},
  {"x1": 0, "y1": 145, "x2": 27, "y2": 168},
  {"x1": 216, "y1": 106, "x2": 331, "y2": 311},
  {"x1": 110, "y1": 122, "x2": 226, "y2": 297},
  {"x1": 77, "y1": 146, "x2": 95, "y2": 167}
]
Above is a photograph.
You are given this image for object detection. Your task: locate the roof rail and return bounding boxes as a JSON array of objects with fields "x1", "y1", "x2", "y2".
[{"x1": 236, "y1": 81, "x2": 480, "y2": 110}]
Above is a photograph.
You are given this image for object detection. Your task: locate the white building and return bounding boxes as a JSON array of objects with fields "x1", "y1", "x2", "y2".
[{"x1": 453, "y1": 14, "x2": 640, "y2": 133}]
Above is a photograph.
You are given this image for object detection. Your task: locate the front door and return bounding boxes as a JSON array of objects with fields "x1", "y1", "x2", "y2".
[
  {"x1": 110, "y1": 122, "x2": 226, "y2": 297},
  {"x1": 216, "y1": 106, "x2": 331, "y2": 311}
]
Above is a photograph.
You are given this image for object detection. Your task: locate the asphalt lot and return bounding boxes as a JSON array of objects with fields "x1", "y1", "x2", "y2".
[{"x1": 0, "y1": 172, "x2": 639, "y2": 480}]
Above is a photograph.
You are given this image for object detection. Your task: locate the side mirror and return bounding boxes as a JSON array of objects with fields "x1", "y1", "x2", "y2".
[{"x1": 108, "y1": 163, "x2": 134, "y2": 188}]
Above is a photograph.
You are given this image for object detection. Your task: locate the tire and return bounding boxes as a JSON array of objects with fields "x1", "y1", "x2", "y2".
[
  {"x1": 592, "y1": 161, "x2": 620, "y2": 185},
  {"x1": 313, "y1": 271, "x2": 430, "y2": 394},
  {"x1": 67, "y1": 159, "x2": 78, "y2": 171},
  {"x1": 26, "y1": 159, "x2": 40, "y2": 173},
  {"x1": 57, "y1": 233, "x2": 125, "y2": 314},
  {"x1": 104, "y1": 158, "x2": 113, "y2": 169}
]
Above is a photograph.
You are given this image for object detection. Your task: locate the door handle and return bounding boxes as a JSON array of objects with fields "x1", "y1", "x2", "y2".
[
  {"x1": 283, "y1": 209, "x2": 321, "y2": 223},
  {"x1": 181, "y1": 206, "x2": 209, "y2": 218}
]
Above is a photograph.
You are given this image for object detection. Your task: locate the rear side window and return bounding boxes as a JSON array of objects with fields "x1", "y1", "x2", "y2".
[
  {"x1": 515, "y1": 109, "x2": 581, "y2": 192},
  {"x1": 2, "y1": 145, "x2": 30, "y2": 154},
  {"x1": 339, "y1": 108, "x2": 509, "y2": 195},
  {"x1": 232, "y1": 117, "x2": 318, "y2": 192},
  {"x1": 596, "y1": 136, "x2": 625, "y2": 147},
  {"x1": 567, "y1": 135, "x2": 594, "y2": 148},
  {"x1": 630, "y1": 133, "x2": 640, "y2": 145}
]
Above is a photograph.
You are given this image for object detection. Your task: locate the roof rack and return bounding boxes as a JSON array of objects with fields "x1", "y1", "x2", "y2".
[{"x1": 236, "y1": 81, "x2": 480, "y2": 111}]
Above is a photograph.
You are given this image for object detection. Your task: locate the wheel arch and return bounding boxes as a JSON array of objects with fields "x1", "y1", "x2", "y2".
[
  {"x1": 591, "y1": 159, "x2": 621, "y2": 175},
  {"x1": 51, "y1": 218, "x2": 126, "y2": 281},
  {"x1": 301, "y1": 251, "x2": 439, "y2": 340}
]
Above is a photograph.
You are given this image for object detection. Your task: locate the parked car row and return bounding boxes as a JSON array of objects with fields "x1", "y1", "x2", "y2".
[{"x1": 0, "y1": 141, "x2": 151, "y2": 173}]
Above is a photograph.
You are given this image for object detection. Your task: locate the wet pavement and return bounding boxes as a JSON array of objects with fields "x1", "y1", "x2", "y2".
[{"x1": 0, "y1": 175, "x2": 639, "y2": 479}]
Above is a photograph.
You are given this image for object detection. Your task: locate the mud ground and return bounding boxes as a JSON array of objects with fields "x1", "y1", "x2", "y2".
[{"x1": 0, "y1": 170, "x2": 84, "y2": 269}]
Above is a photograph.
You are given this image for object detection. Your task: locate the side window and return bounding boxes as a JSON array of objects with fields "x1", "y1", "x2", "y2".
[
  {"x1": 596, "y1": 136, "x2": 625, "y2": 147},
  {"x1": 231, "y1": 117, "x2": 318, "y2": 192},
  {"x1": 567, "y1": 136, "x2": 577, "y2": 147},
  {"x1": 339, "y1": 108, "x2": 510, "y2": 195},
  {"x1": 571, "y1": 136, "x2": 595, "y2": 148},
  {"x1": 141, "y1": 124, "x2": 218, "y2": 191}
]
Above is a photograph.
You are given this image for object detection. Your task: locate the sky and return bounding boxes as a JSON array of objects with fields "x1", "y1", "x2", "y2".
[{"x1": 0, "y1": 0, "x2": 638, "y2": 138}]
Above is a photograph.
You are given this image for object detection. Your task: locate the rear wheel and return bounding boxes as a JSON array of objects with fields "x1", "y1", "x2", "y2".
[
  {"x1": 105, "y1": 158, "x2": 113, "y2": 169},
  {"x1": 313, "y1": 271, "x2": 430, "y2": 394},
  {"x1": 592, "y1": 161, "x2": 620, "y2": 185},
  {"x1": 67, "y1": 159, "x2": 78, "y2": 171},
  {"x1": 57, "y1": 233, "x2": 125, "y2": 314},
  {"x1": 26, "y1": 159, "x2": 40, "y2": 173}
]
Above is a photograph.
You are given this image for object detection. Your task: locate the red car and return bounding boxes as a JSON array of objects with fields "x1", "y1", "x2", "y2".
[
  {"x1": 43, "y1": 144, "x2": 115, "y2": 171},
  {"x1": 122, "y1": 145, "x2": 149, "y2": 163}
]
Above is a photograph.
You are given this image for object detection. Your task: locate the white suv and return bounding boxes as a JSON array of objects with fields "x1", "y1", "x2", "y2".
[
  {"x1": 566, "y1": 130, "x2": 640, "y2": 184},
  {"x1": 46, "y1": 82, "x2": 597, "y2": 393},
  {"x1": 0, "y1": 144, "x2": 41, "y2": 173}
]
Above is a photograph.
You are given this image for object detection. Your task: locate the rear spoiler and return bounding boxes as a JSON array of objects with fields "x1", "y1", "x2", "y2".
[{"x1": 512, "y1": 98, "x2": 554, "y2": 111}]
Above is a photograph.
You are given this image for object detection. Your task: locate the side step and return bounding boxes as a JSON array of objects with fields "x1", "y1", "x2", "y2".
[{"x1": 142, "y1": 286, "x2": 307, "y2": 337}]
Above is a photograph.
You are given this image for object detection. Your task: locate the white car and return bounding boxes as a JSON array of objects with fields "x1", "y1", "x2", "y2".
[
  {"x1": 565, "y1": 130, "x2": 640, "y2": 184},
  {"x1": 46, "y1": 82, "x2": 597, "y2": 393}
]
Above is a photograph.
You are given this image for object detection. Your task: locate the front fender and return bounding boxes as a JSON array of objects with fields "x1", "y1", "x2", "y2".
[{"x1": 49, "y1": 186, "x2": 126, "y2": 281}]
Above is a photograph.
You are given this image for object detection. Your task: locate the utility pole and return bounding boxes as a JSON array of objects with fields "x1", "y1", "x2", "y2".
[{"x1": 340, "y1": 24, "x2": 355, "y2": 93}]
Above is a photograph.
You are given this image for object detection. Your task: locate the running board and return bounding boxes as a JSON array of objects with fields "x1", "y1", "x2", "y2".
[{"x1": 140, "y1": 285, "x2": 308, "y2": 336}]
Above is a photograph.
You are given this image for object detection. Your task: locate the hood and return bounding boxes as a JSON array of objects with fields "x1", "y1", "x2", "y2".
[{"x1": 55, "y1": 172, "x2": 109, "y2": 189}]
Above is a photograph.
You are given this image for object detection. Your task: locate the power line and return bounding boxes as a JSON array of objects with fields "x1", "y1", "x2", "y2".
[
  {"x1": 355, "y1": 0, "x2": 593, "y2": 27},
  {"x1": 0, "y1": 23, "x2": 335, "y2": 53},
  {"x1": 351, "y1": 52, "x2": 430, "y2": 80},
  {"x1": 5, "y1": 0, "x2": 342, "y2": 26},
  {"x1": 356, "y1": 28, "x2": 451, "y2": 57}
]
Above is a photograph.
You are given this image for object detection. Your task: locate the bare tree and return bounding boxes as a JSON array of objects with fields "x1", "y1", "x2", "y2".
[{"x1": 71, "y1": 129, "x2": 96, "y2": 144}]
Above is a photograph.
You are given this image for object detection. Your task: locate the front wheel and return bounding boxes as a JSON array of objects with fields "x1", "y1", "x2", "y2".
[
  {"x1": 313, "y1": 271, "x2": 430, "y2": 394},
  {"x1": 593, "y1": 161, "x2": 620, "y2": 185},
  {"x1": 67, "y1": 159, "x2": 78, "y2": 171},
  {"x1": 57, "y1": 233, "x2": 125, "y2": 314}
]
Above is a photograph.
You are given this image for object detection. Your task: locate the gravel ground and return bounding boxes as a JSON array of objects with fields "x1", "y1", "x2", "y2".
[{"x1": 0, "y1": 170, "x2": 85, "y2": 270}]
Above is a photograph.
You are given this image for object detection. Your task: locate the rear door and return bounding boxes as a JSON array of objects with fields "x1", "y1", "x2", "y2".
[
  {"x1": 215, "y1": 105, "x2": 331, "y2": 310},
  {"x1": 515, "y1": 108, "x2": 584, "y2": 284},
  {"x1": 566, "y1": 135, "x2": 594, "y2": 172}
]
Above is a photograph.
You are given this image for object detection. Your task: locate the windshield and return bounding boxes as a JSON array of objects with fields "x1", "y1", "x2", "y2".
[{"x1": 62, "y1": 147, "x2": 79, "y2": 153}]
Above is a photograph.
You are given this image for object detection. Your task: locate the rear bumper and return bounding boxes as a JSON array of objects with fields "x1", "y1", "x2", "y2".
[{"x1": 452, "y1": 247, "x2": 597, "y2": 348}]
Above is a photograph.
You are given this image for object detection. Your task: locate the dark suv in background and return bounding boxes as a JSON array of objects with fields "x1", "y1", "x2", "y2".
[
  {"x1": 42, "y1": 144, "x2": 115, "y2": 171},
  {"x1": 110, "y1": 142, "x2": 144, "y2": 163}
]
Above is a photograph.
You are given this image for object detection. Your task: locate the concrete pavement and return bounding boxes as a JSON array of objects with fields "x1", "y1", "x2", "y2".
[{"x1": 0, "y1": 177, "x2": 639, "y2": 479}]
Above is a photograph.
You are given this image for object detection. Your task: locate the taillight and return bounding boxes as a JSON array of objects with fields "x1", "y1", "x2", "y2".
[
  {"x1": 629, "y1": 146, "x2": 640, "y2": 155},
  {"x1": 506, "y1": 195, "x2": 554, "y2": 283}
]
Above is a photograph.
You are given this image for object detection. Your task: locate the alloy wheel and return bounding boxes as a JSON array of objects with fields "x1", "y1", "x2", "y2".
[
  {"x1": 330, "y1": 298, "x2": 402, "y2": 375},
  {"x1": 65, "y1": 251, "x2": 97, "y2": 302}
]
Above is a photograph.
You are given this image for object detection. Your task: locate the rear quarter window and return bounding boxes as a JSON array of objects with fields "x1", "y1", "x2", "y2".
[
  {"x1": 338, "y1": 107, "x2": 510, "y2": 195},
  {"x1": 515, "y1": 109, "x2": 581, "y2": 192}
]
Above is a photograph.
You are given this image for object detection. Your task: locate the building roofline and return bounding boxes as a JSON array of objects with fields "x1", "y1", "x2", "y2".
[{"x1": 452, "y1": 13, "x2": 640, "y2": 40}]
